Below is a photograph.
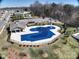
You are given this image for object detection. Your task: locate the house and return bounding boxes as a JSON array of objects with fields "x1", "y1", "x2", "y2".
[
  {"x1": 23, "y1": 11, "x2": 32, "y2": 18},
  {"x1": 14, "y1": 11, "x2": 32, "y2": 19},
  {"x1": 10, "y1": 21, "x2": 27, "y2": 33}
]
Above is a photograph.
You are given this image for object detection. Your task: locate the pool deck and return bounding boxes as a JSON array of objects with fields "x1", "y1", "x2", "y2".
[{"x1": 10, "y1": 25, "x2": 61, "y2": 45}]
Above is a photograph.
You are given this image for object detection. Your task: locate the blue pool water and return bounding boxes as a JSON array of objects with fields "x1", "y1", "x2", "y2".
[{"x1": 21, "y1": 26, "x2": 55, "y2": 41}]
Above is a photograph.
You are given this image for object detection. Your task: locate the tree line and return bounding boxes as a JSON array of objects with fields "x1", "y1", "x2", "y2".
[{"x1": 29, "y1": 1, "x2": 79, "y2": 27}]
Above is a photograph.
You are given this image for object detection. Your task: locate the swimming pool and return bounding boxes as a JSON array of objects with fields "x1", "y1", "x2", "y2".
[
  {"x1": 10, "y1": 25, "x2": 61, "y2": 45},
  {"x1": 21, "y1": 26, "x2": 55, "y2": 41}
]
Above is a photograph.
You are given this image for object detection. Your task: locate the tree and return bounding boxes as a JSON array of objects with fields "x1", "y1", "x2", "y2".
[
  {"x1": 51, "y1": 3, "x2": 57, "y2": 18},
  {"x1": 62, "y1": 4, "x2": 74, "y2": 33},
  {"x1": 44, "y1": 4, "x2": 51, "y2": 17},
  {"x1": 30, "y1": 1, "x2": 44, "y2": 16},
  {"x1": 72, "y1": 16, "x2": 79, "y2": 26},
  {"x1": 63, "y1": 4, "x2": 74, "y2": 16},
  {"x1": 51, "y1": 3, "x2": 57, "y2": 7}
]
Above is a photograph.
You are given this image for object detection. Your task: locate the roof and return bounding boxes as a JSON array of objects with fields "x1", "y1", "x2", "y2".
[
  {"x1": 10, "y1": 20, "x2": 27, "y2": 31},
  {"x1": 10, "y1": 18, "x2": 56, "y2": 31},
  {"x1": 30, "y1": 18, "x2": 50, "y2": 23},
  {"x1": 14, "y1": 11, "x2": 31, "y2": 15},
  {"x1": 24, "y1": 11, "x2": 31, "y2": 14}
]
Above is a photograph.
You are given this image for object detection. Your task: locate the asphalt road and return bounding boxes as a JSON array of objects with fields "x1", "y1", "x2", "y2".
[{"x1": 0, "y1": 11, "x2": 13, "y2": 35}]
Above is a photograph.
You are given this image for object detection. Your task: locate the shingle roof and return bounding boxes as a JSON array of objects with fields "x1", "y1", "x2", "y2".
[{"x1": 10, "y1": 20, "x2": 27, "y2": 31}]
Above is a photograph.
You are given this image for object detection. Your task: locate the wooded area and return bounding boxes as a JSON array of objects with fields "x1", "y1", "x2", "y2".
[{"x1": 29, "y1": 1, "x2": 79, "y2": 27}]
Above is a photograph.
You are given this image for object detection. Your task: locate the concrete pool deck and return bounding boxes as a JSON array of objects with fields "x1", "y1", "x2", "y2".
[{"x1": 10, "y1": 25, "x2": 61, "y2": 45}]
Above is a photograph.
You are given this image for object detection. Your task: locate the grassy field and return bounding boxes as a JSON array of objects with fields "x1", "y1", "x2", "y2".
[
  {"x1": 28, "y1": 27, "x2": 79, "y2": 59},
  {"x1": 0, "y1": 25, "x2": 79, "y2": 59}
]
